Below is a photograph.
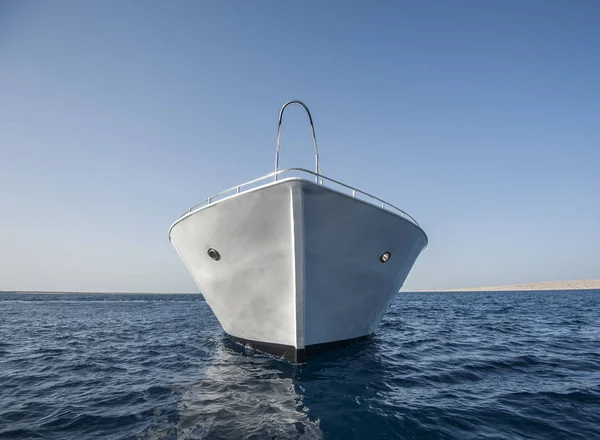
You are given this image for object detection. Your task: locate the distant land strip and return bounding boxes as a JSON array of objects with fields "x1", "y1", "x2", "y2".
[
  {"x1": 416, "y1": 279, "x2": 600, "y2": 292},
  {"x1": 0, "y1": 291, "x2": 202, "y2": 295},
  {"x1": 3, "y1": 279, "x2": 600, "y2": 294}
]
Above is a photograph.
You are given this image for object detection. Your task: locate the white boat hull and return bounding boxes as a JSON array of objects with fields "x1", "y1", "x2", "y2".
[{"x1": 169, "y1": 178, "x2": 427, "y2": 362}]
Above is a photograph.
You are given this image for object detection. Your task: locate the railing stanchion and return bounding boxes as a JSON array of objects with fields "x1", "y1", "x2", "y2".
[{"x1": 181, "y1": 168, "x2": 420, "y2": 227}]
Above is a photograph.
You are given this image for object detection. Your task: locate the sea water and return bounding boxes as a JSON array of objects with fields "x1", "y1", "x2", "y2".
[{"x1": 1, "y1": 290, "x2": 599, "y2": 439}]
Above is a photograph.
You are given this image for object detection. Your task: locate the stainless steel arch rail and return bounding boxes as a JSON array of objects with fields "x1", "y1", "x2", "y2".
[{"x1": 275, "y1": 100, "x2": 321, "y2": 182}]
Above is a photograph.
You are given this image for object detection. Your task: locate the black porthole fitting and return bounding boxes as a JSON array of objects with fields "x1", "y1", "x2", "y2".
[
  {"x1": 379, "y1": 251, "x2": 391, "y2": 263},
  {"x1": 207, "y1": 248, "x2": 221, "y2": 261}
]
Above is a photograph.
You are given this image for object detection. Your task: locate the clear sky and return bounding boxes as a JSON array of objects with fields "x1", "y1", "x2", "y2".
[{"x1": 1, "y1": 1, "x2": 599, "y2": 292}]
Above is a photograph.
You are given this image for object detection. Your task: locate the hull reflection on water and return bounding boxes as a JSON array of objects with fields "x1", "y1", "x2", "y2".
[{"x1": 173, "y1": 339, "x2": 324, "y2": 440}]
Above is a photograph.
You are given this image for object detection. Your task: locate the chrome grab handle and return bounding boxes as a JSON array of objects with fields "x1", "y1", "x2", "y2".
[{"x1": 275, "y1": 100, "x2": 321, "y2": 182}]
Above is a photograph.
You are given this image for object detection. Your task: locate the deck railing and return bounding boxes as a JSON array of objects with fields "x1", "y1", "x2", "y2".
[{"x1": 181, "y1": 168, "x2": 420, "y2": 227}]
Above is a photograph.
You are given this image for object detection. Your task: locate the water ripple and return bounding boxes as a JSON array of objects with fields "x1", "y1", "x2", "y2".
[{"x1": 1, "y1": 291, "x2": 599, "y2": 439}]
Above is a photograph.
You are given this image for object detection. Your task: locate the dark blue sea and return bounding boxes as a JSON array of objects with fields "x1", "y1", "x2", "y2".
[{"x1": 1, "y1": 290, "x2": 599, "y2": 440}]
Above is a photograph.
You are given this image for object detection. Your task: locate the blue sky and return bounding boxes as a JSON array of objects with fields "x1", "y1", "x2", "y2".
[{"x1": 1, "y1": 1, "x2": 599, "y2": 292}]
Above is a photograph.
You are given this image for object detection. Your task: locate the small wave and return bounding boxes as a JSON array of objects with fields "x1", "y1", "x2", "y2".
[{"x1": 1, "y1": 290, "x2": 600, "y2": 439}]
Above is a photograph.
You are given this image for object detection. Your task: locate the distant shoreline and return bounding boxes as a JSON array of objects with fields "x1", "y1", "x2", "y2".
[
  {"x1": 413, "y1": 279, "x2": 600, "y2": 292},
  {"x1": 2, "y1": 279, "x2": 599, "y2": 294},
  {"x1": 0, "y1": 291, "x2": 202, "y2": 295}
]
